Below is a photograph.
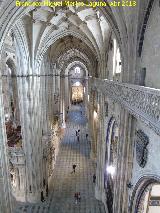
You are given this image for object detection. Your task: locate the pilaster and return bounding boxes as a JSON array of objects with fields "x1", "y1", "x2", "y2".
[{"x1": 95, "y1": 93, "x2": 106, "y2": 203}]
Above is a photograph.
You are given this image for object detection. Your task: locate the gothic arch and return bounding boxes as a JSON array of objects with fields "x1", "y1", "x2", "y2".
[
  {"x1": 130, "y1": 175, "x2": 160, "y2": 213},
  {"x1": 35, "y1": 30, "x2": 99, "y2": 68},
  {"x1": 138, "y1": 0, "x2": 155, "y2": 57},
  {"x1": 65, "y1": 61, "x2": 88, "y2": 77},
  {"x1": 0, "y1": 4, "x2": 125, "y2": 74}
]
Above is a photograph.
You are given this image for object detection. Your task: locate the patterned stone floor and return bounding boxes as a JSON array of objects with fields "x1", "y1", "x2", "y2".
[{"x1": 15, "y1": 105, "x2": 105, "y2": 213}]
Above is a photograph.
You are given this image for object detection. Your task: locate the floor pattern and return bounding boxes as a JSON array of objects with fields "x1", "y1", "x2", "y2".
[{"x1": 15, "y1": 105, "x2": 105, "y2": 213}]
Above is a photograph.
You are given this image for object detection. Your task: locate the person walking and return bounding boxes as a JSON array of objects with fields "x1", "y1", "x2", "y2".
[
  {"x1": 93, "y1": 174, "x2": 96, "y2": 183},
  {"x1": 77, "y1": 133, "x2": 80, "y2": 142},
  {"x1": 74, "y1": 193, "x2": 78, "y2": 204},
  {"x1": 78, "y1": 192, "x2": 81, "y2": 202},
  {"x1": 41, "y1": 191, "x2": 45, "y2": 202},
  {"x1": 46, "y1": 184, "x2": 48, "y2": 197},
  {"x1": 72, "y1": 164, "x2": 77, "y2": 173}
]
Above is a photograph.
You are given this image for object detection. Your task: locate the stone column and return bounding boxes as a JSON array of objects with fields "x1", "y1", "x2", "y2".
[
  {"x1": 41, "y1": 72, "x2": 48, "y2": 134},
  {"x1": 53, "y1": 73, "x2": 60, "y2": 116},
  {"x1": 64, "y1": 76, "x2": 69, "y2": 117},
  {"x1": 68, "y1": 78, "x2": 71, "y2": 108},
  {"x1": 15, "y1": 168, "x2": 20, "y2": 191},
  {"x1": 88, "y1": 90, "x2": 96, "y2": 159},
  {"x1": 0, "y1": 63, "x2": 13, "y2": 212},
  {"x1": 2, "y1": 65, "x2": 12, "y2": 118},
  {"x1": 17, "y1": 76, "x2": 43, "y2": 203},
  {"x1": 95, "y1": 93, "x2": 106, "y2": 203},
  {"x1": 18, "y1": 166, "x2": 25, "y2": 192},
  {"x1": 48, "y1": 75, "x2": 54, "y2": 129},
  {"x1": 57, "y1": 75, "x2": 61, "y2": 114},
  {"x1": 84, "y1": 78, "x2": 89, "y2": 114},
  {"x1": 60, "y1": 76, "x2": 66, "y2": 128},
  {"x1": 0, "y1": 80, "x2": 12, "y2": 213},
  {"x1": 11, "y1": 69, "x2": 20, "y2": 126},
  {"x1": 41, "y1": 133, "x2": 51, "y2": 197},
  {"x1": 85, "y1": 78, "x2": 90, "y2": 128},
  {"x1": 113, "y1": 109, "x2": 135, "y2": 213}
]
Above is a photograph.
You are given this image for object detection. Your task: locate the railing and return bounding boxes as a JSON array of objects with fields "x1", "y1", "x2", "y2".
[{"x1": 91, "y1": 78, "x2": 160, "y2": 135}]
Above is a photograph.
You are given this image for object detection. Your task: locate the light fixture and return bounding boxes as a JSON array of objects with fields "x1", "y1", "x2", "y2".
[
  {"x1": 74, "y1": 81, "x2": 81, "y2": 86},
  {"x1": 94, "y1": 110, "x2": 97, "y2": 119},
  {"x1": 106, "y1": 165, "x2": 115, "y2": 176},
  {"x1": 75, "y1": 67, "x2": 80, "y2": 74},
  {"x1": 5, "y1": 114, "x2": 10, "y2": 121},
  {"x1": 5, "y1": 113, "x2": 9, "y2": 118}
]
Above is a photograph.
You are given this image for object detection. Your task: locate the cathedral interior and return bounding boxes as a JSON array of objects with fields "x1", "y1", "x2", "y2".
[{"x1": 0, "y1": 0, "x2": 160, "y2": 213}]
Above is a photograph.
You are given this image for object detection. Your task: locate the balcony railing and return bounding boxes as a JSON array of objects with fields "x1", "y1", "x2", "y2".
[{"x1": 91, "y1": 78, "x2": 160, "y2": 135}]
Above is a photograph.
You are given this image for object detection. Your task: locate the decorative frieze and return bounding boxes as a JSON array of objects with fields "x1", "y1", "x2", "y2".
[{"x1": 91, "y1": 78, "x2": 160, "y2": 135}]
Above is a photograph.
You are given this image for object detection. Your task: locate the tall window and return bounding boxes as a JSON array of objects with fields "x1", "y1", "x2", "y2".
[{"x1": 75, "y1": 67, "x2": 80, "y2": 74}]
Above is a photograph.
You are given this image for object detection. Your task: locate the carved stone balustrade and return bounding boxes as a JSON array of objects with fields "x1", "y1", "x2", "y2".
[{"x1": 90, "y1": 78, "x2": 160, "y2": 135}]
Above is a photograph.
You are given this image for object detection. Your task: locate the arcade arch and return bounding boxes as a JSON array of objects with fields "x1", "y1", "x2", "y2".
[{"x1": 130, "y1": 177, "x2": 160, "y2": 213}]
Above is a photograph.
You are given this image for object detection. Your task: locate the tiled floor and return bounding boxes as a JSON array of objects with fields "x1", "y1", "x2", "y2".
[{"x1": 15, "y1": 105, "x2": 105, "y2": 213}]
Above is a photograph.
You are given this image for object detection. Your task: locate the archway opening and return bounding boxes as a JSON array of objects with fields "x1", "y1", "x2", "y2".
[
  {"x1": 71, "y1": 81, "x2": 84, "y2": 104},
  {"x1": 136, "y1": 183, "x2": 160, "y2": 213}
]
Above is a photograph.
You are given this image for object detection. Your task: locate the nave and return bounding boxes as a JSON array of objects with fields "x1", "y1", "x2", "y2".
[
  {"x1": 1, "y1": 2, "x2": 160, "y2": 212},
  {"x1": 15, "y1": 105, "x2": 105, "y2": 213}
]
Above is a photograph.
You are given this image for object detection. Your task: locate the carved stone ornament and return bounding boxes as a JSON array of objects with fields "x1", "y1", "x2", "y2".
[
  {"x1": 135, "y1": 130, "x2": 149, "y2": 168},
  {"x1": 91, "y1": 78, "x2": 160, "y2": 136}
]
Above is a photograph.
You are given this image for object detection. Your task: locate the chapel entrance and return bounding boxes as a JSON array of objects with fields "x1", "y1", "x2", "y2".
[{"x1": 71, "y1": 82, "x2": 84, "y2": 104}]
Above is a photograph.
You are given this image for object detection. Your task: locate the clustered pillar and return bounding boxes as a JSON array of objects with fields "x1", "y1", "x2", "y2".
[{"x1": 95, "y1": 93, "x2": 106, "y2": 203}]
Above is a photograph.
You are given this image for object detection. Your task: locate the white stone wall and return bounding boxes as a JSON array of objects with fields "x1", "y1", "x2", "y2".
[{"x1": 141, "y1": 0, "x2": 160, "y2": 89}]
